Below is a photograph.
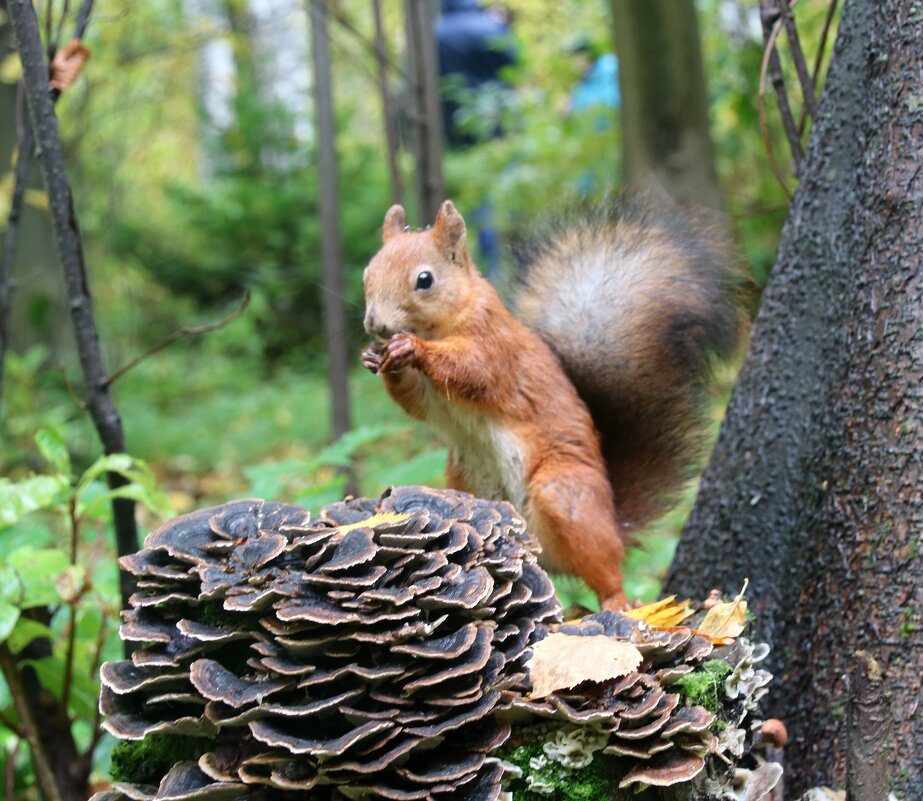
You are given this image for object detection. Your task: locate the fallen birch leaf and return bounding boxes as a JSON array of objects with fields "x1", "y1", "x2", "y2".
[
  {"x1": 528, "y1": 633, "x2": 643, "y2": 699},
  {"x1": 697, "y1": 579, "x2": 749, "y2": 644},
  {"x1": 625, "y1": 595, "x2": 695, "y2": 627}
]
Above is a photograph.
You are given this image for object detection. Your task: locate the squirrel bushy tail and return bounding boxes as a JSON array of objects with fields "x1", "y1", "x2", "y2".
[{"x1": 514, "y1": 195, "x2": 742, "y2": 530}]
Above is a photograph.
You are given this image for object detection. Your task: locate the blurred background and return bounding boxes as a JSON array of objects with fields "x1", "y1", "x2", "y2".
[{"x1": 0, "y1": 0, "x2": 837, "y2": 621}]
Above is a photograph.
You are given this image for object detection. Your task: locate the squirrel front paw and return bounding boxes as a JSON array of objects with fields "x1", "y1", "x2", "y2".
[
  {"x1": 380, "y1": 332, "x2": 421, "y2": 373},
  {"x1": 361, "y1": 341, "x2": 387, "y2": 374}
]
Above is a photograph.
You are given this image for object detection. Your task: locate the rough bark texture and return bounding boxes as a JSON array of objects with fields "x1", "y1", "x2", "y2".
[
  {"x1": 666, "y1": 0, "x2": 922, "y2": 796},
  {"x1": 611, "y1": 0, "x2": 723, "y2": 211}
]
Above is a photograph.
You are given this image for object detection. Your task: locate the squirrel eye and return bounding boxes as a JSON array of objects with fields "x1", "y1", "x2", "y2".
[{"x1": 415, "y1": 271, "x2": 434, "y2": 290}]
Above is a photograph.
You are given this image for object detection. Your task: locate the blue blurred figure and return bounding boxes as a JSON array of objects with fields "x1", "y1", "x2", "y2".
[
  {"x1": 436, "y1": 0, "x2": 516, "y2": 280},
  {"x1": 569, "y1": 52, "x2": 620, "y2": 115},
  {"x1": 436, "y1": 0, "x2": 516, "y2": 147}
]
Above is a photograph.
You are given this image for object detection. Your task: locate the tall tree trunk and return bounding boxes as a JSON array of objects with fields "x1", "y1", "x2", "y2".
[
  {"x1": 665, "y1": 0, "x2": 922, "y2": 795},
  {"x1": 611, "y1": 0, "x2": 723, "y2": 210},
  {"x1": 373, "y1": 0, "x2": 404, "y2": 207},
  {"x1": 308, "y1": 0, "x2": 351, "y2": 444},
  {"x1": 403, "y1": 0, "x2": 444, "y2": 225}
]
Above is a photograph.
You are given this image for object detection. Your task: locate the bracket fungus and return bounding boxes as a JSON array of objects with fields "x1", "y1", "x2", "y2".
[
  {"x1": 94, "y1": 488, "x2": 561, "y2": 801},
  {"x1": 507, "y1": 605, "x2": 781, "y2": 796},
  {"x1": 95, "y1": 487, "x2": 779, "y2": 800}
]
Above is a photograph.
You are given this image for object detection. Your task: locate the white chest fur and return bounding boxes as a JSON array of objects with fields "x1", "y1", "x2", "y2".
[{"x1": 420, "y1": 382, "x2": 528, "y2": 511}]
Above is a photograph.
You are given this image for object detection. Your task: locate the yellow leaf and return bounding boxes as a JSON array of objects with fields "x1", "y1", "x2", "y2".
[
  {"x1": 25, "y1": 188, "x2": 48, "y2": 212},
  {"x1": 527, "y1": 633, "x2": 643, "y2": 699},
  {"x1": 332, "y1": 511, "x2": 411, "y2": 536},
  {"x1": 0, "y1": 52, "x2": 21, "y2": 84},
  {"x1": 697, "y1": 579, "x2": 749, "y2": 644},
  {"x1": 625, "y1": 595, "x2": 696, "y2": 628}
]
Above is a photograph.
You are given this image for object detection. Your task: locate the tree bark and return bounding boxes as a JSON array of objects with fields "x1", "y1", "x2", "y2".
[
  {"x1": 308, "y1": 0, "x2": 352, "y2": 445},
  {"x1": 373, "y1": 0, "x2": 404, "y2": 207},
  {"x1": 611, "y1": 0, "x2": 723, "y2": 210},
  {"x1": 665, "y1": 0, "x2": 922, "y2": 795},
  {"x1": 403, "y1": 0, "x2": 445, "y2": 225},
  {"x1": 6, "y1": 0, "x2": 139, "y2": 611}
]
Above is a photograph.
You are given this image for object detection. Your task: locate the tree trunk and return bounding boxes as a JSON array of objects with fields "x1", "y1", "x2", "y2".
[
  {"x1": 611, "y1": 0, "x2": 723, "y2": 210},
  {"x1": 403, "y1": 0, "x2": 444, "y2": 225},
  {"x1": 308, "y1": 0, "x2": 352, "y2": 445},
  {"x1": 665, "y1": 0, "x2": 922, "y2": 795}
]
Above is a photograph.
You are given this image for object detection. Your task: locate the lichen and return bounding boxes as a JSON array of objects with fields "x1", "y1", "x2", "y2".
[
  {"x1": 674, "y1": 658, "x2": 733, "y2": 714},
  {"x1": 110, "y1": 734, "x2": 207, "y2": 784}
]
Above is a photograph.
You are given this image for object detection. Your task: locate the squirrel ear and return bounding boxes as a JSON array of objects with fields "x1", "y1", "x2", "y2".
[
  {"x1": 432, "y1": 200, "x2": 467, "y2": 258},
  {"x1": 382, "y1": 205, "x2": 407, "y2": 243}
]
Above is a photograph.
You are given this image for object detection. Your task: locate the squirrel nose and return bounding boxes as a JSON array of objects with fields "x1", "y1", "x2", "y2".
[{"x1": 364, "y1": 311, "x2": 387, "y2": 338}]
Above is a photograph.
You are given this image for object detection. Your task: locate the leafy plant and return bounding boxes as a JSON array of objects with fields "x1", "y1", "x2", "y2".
[{"x1": 0, "y1": 425, "x2": 170, "y2": 795}]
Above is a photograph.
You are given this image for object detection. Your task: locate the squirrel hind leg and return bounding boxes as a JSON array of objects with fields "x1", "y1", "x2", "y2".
[{"x1": 526, "y1": 466, "x2": 628, "y2": 610}]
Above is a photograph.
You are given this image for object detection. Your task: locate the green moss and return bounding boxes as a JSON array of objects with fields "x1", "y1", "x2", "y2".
[
  {"x1": 110, "y1": 734, "x2": 208, "y2": 784},
  {"x1": 674, "y1": 659, "x2": 733, "y2": 715},
  {"x1": 502, "y1": 742, "x2": 610, "y2": 800}
]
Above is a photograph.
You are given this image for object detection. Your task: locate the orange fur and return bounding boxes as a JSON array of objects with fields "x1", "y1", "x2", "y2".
[{"x1": 363, "y1": 201, "x2": 628, "y2": 607}]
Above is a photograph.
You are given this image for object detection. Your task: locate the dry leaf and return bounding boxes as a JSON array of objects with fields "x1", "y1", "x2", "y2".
[
  {"x1": 527, "y1": 633, "x2": 643, "y2": 699},
  {"x1": 50, "y1": 39, "x2": 91, "y2": 91},
  {"x1": 697, "y1": 579, "x2": 749, "y2": 644},
  {"x1": 625, "y1": 595, "x2": 695, "y2": 628},
  {"x1": 333, "y1": 512, "x2": 411, "y2": 536}
]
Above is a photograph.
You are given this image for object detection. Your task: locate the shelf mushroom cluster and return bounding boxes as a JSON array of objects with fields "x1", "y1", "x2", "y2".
[
  {"x1": 91, "y1": 487, "x2": 562, "y2": 801},
  {"x1": 512, "y1": 611, "x2": 775, "y2": 791}
]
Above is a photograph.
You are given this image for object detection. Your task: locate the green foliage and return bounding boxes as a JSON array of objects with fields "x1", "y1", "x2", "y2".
[
  {"x1": 0, "y1": 425, "x2": 172, "y2": 790},
  {"x1": 673, "y1": 659, "x2": 734, "y2": 715},
  {"x1": 502, "y1": 742, "x2": 610, "y2": 800}
]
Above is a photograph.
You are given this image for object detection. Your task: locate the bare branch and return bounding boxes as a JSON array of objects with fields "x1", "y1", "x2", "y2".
[
  {"x1": 780, "y1": 0, "x2": 817, "y2": 120},
  {"x1": 759, "y1": 1, "x2": 804, "y2": 173},
  {"x1": 106, "y1": 291, "x2": 251, "y2": 386},
  {"x1": 6, "y1": 0, "x2": 139, "y2": 615},
  {"x1": 758, "y1": 15, "x2": 795, "y2": 197}
]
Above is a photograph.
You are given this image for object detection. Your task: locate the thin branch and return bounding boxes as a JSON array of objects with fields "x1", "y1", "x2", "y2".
[
  {"x1": 372, "y1": 0, "x2": 404, "y2": 206},
  {"x1": 779, "y1": 0, "x2": 816, "y2": 120},
  {"x1": 7, "y1": 0, "x2": 139, "y2": 618},
  {"x1": 4, "y1": 738, "x2": 18, "y2": 801},
  {"x1": 0, "y1": 645, "x2": 64, "y2": 801},
  {"x1": 758, "y1": 14, "x2": 795, "y2": 197},
  {"x1": 57, "y1": 362, "x2": 88, "y2": 409},
  {"x1": 799, "y1": 0, "x2": 839, "y2": 136},
  {"x1": 327, "y1": 4, "x2": 407, "y2": 81},
  {"x1": 0, "y1": 712, "x2": 25, "y2": 740},
  {"x1": 106, "y1": 291, "x2": 251, "y2": 386},
  {"x1": 0, "y1": 0, "x2": 96, "y2": 410},
  {"x1": 759, "y1": 1, "x2": 804, "y2": 173}
]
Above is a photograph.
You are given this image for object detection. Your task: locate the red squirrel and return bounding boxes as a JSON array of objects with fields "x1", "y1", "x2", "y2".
[{"x1": 361, "y1": 199, "x2": 740, "y2": 609}]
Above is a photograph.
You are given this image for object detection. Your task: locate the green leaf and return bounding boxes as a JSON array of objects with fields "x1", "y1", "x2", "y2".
[
  {"x1": 311, "y1": 424, "x2": 403, "y2": 469},
  {"x1": 75, "y1": 453, "x2": 170, "y2": 519},
  {"x1": 6, "y1": 617, "x2": 53, "y2": 654},
  {"x1": 0, "y1": 474, "x2": 69, "y2": 528},
  {"x1": 0, "y1": 602, "x2": 20, "y2": 641},
  {"x1": 5, "y1": 547, "x2": 71, "y2": 607},
  {"x1": 34, "y1": 426, "x2": 71, "y2": 477},
  {"x1": 77, "y1": 483, "x2": 170, "y2": 520},
  {"x1": 76, "y1": 453, "x2": 150, "y2": 497}
]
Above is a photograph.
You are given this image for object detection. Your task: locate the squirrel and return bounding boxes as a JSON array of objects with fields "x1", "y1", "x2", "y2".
[{"x1": 361, "y1": 197, "x2": 740, "y2": 609}]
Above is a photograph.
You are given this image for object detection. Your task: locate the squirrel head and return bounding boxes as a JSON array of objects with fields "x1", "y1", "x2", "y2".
[{"x1": 363, "y1": 200, "x2": 481, "y2": 340}]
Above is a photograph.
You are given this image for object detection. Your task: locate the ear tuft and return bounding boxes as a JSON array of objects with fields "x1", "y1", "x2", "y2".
[
  {"x1": 432, "y1": 200, "x2": 466, "y2": 256},
  {"x1": 382, "y1": 205, "x2": 407, "y2": 243}
]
